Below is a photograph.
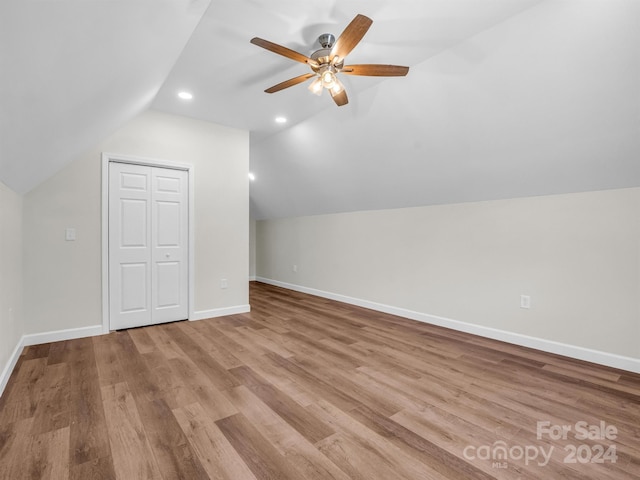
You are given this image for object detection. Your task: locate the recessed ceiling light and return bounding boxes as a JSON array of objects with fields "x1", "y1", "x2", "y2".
[
  {"x1": 248, "y1": 172, "x2": 256, "y2": 181},
  {"x1": 178, "y1": 91, "x2": 193, "y2": 100},
  {"x1": 275, "y1": 116, "x2": 287, "y2": 124}
]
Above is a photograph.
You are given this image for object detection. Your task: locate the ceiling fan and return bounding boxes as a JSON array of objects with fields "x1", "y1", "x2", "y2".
[{"x1": 250, "y1": 14, "x2": 409, "y2": 107}]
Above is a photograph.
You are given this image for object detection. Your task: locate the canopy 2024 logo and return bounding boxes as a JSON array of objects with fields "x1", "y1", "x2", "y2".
[{"x1": 463, "y1": 420, "x2": 618, "y2": 469}]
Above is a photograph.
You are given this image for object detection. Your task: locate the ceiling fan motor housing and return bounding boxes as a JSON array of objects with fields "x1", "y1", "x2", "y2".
[{"x1": 310, "y1": 48, "x2": 331, "y2": 65}]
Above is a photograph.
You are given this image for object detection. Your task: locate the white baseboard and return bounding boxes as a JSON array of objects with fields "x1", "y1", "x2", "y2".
[
  {"x1": 190, "y1": 304, "x2": 251, "y2": 322},
  {"x1": 249, "y1": 276, "x2": 257, "y2": 282},
  {"x1": 22, "y1": 325, "x2": 105, "y2": 347},
  {"x1": 256, "y1": 277, "x2": 640, "y2": 374},
  {"x1": 0, "y1": 337, "x2": 25, "y2": 398}
]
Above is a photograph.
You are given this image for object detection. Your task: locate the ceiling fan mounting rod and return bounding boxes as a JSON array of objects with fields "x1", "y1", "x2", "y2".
[{"x1": 317, "y1": 33, "x2": 335, "y2": 49}]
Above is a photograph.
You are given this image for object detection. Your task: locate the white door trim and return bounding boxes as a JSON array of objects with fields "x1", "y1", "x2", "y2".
[{"x1": 101, "y1": 152, "x2": 195, "y2": 333}]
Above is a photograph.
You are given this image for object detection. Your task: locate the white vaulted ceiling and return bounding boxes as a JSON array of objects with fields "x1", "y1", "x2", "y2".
[
  {"x1": 1, "y1": 0, "x2": 639, "y2": 219},
  {"x1": 0, "y1": 0, "x2": 210, "y2": 193}
]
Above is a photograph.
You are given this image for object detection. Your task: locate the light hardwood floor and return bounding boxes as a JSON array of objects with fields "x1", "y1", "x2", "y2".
[{"x1": 1, "y1": 282, "x2": 639, "y2": 479}]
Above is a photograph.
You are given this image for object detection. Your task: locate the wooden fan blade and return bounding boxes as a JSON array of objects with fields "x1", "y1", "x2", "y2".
[
  {"x1": 341, "y1": 64, "x2": 409, "y2": 76},
  {"x1": 264, "y1": 73, "x2": 316, "y2": 93},
  {"x1": 330, "y1": 14, "x2": 372, "y2": 61},
  {"x1": 330, "y1": 88, "x2": 348, "y2": 106},
  {"x1": 250, "y1": 37, "x2": 314, "y2": 65}
]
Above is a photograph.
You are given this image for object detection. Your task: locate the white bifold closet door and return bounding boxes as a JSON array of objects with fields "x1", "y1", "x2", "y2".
[{"x1": 109, "y1": 162, "x2": 188, "y2": 330}]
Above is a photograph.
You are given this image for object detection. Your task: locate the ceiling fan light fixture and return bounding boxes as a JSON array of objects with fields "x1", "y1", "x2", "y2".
[
  {"x1": 321, "y1": 70, "x2": 335, "y2": 87},
  {"x1": 308, "y1": 77, "x2": 323, "y2": 96},
  {"x1": 331, "y1": 79, "x2": 344, "y2": 94}
]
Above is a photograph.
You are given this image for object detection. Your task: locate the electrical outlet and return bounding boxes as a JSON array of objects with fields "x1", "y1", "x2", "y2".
[
  {"x1": 292, "y1": 264, "x2": 298, "y2": 273},
  {"x1": 65, "y1": 227, "x2": 76, "y2": 241},
  {"x1": 520, "y1": 295, "x2": 531, "y2": 309},
  {"x1": 220, "y1": 278, "x2": 228, "y2": 289}
]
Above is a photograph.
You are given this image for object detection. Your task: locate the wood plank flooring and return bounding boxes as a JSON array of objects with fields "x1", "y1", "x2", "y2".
[{"x1": 1, "y1": 281, "x2": 639, "y2": 479}]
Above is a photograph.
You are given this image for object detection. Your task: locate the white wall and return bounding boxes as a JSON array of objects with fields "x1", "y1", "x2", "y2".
[
  {"x1": 257, "y1": 188, "x2": 640, "y2": 364},
  {"x1": 0, "y1": 181, "x2": 23, "y2": 393},
  {"x1": 23, "y1": 110, "x2": 249, "y2": 335}
]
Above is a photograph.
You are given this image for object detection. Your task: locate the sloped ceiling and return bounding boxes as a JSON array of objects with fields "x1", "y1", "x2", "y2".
[
  {"x1": 246, "y1": 0, "x2": 640, "y2": 219},
  {"x1": 1, "y1": 0, "x2": 639, "y2": 220},
  {"x1": 0, "y1": 0, "x2": 210, "y2": 193}
]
